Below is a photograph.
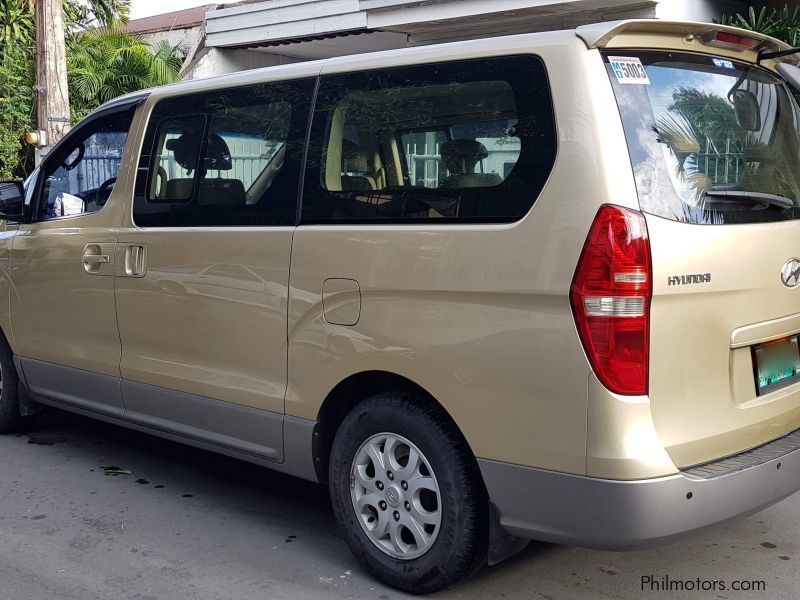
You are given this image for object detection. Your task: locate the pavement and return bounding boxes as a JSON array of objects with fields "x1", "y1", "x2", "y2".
[{"x1": 0, "y1": 409, "x2": 797, "y2": 600}]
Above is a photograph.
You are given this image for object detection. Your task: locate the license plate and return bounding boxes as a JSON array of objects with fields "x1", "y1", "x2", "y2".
[{"x1": 753, "y1": 335, "x2": 800, "y2": 395}]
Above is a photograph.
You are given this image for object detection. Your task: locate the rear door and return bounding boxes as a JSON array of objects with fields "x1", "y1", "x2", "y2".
[
  {"x1": 607, "y1": 51, "x2": 800, "y2": 468},
  {"x1": 114, "y1": 79, "x2": 314, "y2": 459}
]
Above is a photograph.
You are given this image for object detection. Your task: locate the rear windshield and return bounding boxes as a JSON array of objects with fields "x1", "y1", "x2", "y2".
[{"x1": 606, "y1": 51, "x2": 800, "y2": 224}]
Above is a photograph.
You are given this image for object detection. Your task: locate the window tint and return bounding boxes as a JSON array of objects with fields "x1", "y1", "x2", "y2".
[
  {"x1": 38, "y1": 107, "x2": 136, "y2": 221},
  {"x1": 134, "y1": 79, "x2": 314, "y2": 227},
  {"x1": 302, "y1": 56, "x2": 556, "y2": 223}
]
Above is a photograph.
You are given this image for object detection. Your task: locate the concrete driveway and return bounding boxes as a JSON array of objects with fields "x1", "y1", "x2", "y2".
[{"x1": 1, "y1": 410, "x2": 797, "y2": 600}]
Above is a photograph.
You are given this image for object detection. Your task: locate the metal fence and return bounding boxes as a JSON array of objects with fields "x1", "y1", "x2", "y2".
[
  {"x1": 696, "y1": 137, "x2": 744, "y2": 185},
  {"x1": 78, "y1": 156, "x2": 122, "y2": 191},
  {"x1": 406, "y1": 143, "x2": 443, "y2": 188},
  {"x1": 404, "y1": 140, "x2": 519, "y2": 188}
]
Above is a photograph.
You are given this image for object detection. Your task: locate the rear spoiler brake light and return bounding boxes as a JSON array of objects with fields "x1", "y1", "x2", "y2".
[
  {"x1": 576, "y1": 20, "x2": 787, "y2": 57},
  {"x1": 700, "y1": 30, "x2": 762, "y2": 51}
]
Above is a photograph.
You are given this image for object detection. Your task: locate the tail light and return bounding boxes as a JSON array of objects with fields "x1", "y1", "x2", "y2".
[{"x1": 570, "y1": 204, "x2": 651, "y2": 395}]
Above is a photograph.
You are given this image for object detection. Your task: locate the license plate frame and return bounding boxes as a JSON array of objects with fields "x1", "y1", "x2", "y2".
[{"x1": 752, "y1": 335, "x2": 800, "y2": 396}]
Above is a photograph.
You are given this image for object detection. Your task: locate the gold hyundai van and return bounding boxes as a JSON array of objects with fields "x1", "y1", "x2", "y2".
[{"x1": 1, "y1": 18, "x2": 800, "y2": 594}]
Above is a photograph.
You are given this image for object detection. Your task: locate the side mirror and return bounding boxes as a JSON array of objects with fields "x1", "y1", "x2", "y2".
[
  {"x1": 0, "y1": 181, "x2": 27, "y2": 222},
  {"x1": 730, "y1": 89, "x2": 761, "y2": 131}
]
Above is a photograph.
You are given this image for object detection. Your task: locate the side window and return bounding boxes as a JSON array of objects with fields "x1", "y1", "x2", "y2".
[
  {"x1": 302, "y1": 55, "x2": 556, "y2": 223},
  {"x1": 134, "y1": 79, "x2": 314, "y2": 227},
  {"x1": 38, "y1": 108, "x2": 136, "y2": 221}
]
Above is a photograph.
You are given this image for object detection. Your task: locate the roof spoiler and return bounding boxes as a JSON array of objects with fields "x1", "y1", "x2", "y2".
[{"x1": 576, "y1": 19, "x2": 794, "y2": 63}]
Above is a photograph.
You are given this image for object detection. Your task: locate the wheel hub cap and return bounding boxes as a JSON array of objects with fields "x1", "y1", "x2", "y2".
[
  {"x1": 350, "y1": 432, "x2": 442, "y2": 560},
  {"x1": 385, "y1": 486, "x2": 401, "y2": 507}
]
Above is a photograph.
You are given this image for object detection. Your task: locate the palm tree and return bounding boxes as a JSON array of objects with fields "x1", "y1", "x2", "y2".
[
  {"x1": 2, "y1": 0, "x2": 128, "y2": 47},
  {"x1": 85, "y1": 0, "x2": 129, "y2": 24},
  {"x1": 64, "y1": 0, "x2": 130, "y2": 29},
  {"x1": 67, "y1": 25, "x2": 184, "y2": 119}
]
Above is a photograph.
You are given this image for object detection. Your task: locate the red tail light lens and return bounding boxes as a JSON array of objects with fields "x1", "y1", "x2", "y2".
[
  {"x1": 569, "y1": 204, "x2": 651, "y2": 395},
  {"x1": 705, "y1": 31, "x2": 761, "y2": 50}
]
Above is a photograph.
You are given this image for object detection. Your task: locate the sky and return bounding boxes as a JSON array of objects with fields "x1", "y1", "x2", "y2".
[{"x1": 129, "y1": 0, "x2": 235, "y2": 19}]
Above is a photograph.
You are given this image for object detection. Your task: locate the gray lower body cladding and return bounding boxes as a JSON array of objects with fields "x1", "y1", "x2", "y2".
[{"x1": 479, "y1": 446, "x2": 800, "y2": 549}]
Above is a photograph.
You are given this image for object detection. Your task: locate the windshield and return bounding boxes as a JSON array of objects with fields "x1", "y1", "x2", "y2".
[{"x1": 606, "y1": 51, "x2": 800, "y2": 224}]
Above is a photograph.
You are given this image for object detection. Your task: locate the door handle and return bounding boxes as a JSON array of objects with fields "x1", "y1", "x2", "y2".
[
  {"x1": 82, "y1": 254, "x2": 110, "y2": 264},
  {"x1": 124, "y1": 244, "x2": 147, "y2": 277},
  {"x1": 83, "y1": 244, "x2": 112, "y2": 274}
]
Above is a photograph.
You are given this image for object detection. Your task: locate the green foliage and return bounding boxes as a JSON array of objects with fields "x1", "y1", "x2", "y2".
[
  {"x1": 0, "y1": 42, "x2": 35, "y2": 178},
  {"x1": 668, "y1": 87, "x2": 742, "y2": 151},
  {"x1": 64, "y1": 0, "x2": 130, "y2": 29},
  {"x1": 68, "y1": 26, "x2": 184, "y2": 120},
  {"x1": 0, "y1": 0, "x2": 33, "y2": 45},
  {"x1": 0, "y1": 0, "x2": 180, "y2": 178},
  {"x1": 721, "y1": 5, "x2": 800, "y2": 46},
  {"x1": 655, "y1": 85, "x2": 787, "y2": 204}
]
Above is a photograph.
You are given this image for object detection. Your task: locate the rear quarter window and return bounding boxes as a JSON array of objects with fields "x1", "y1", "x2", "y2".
[{"x1": 301, "y1": 55, "x2": 557, "y2": 224}]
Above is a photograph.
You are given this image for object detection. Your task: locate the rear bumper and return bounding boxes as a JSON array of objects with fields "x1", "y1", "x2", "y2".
[{"x1": 479, "y1": 443, "x2": 800, "y2": 549}]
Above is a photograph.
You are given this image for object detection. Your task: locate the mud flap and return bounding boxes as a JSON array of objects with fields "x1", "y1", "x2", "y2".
[
  {"x1": 14, "y1": 356, "x2": 44, "y2": 417},
  {"x1": 488, "y1": 501, "x2": 529, "y2": 565}
]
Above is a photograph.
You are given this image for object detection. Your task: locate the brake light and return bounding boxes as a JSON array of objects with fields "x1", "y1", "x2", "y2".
[
  {"x1": 569, "y1": 205, "x2": 651, "y2": 395},
  {"x1": 704, "y1": 30, "x2": 761, "y2": 50}
]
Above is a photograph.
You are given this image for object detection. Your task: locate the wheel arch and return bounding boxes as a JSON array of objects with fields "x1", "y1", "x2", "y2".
[{"x1": 312, "y1": 370, "x2": 475, "y2": 484}]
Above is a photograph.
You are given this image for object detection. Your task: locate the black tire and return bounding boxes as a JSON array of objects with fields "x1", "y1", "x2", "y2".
[
  {"x1": 0, "y1": 338, "x2": 23, "y2": 433},
  {"x1": 329, "y1": 392, "x2": 488, "y2": 594}
]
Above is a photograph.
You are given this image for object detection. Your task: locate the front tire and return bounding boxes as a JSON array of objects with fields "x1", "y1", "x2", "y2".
[{"x1": 329, "y1": 392, "x2": 488, "y2": 594}]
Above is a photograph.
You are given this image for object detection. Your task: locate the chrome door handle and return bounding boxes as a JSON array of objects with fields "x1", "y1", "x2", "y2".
[
  {"x1": 83, "y1": 243, "x2": 112, "y2": 274},
  {"x1": 82, "y1": 255, "x2": 110, "y2": 264},
  {"x1": 124, "y1": 244, "x2": 147, "y2": 277}
]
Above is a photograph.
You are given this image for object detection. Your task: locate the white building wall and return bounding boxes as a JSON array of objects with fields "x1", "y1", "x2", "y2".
[
  {"x1": 140, "y1": 27, "x2": 203, "y2": 52},
  {"x1": 188, "y1": 47, "x2": 300, "y2": 80},
  {"x1": 187, "y1": 0, "x2": 764, "y2": 80},
  {"x1": 655, "y1": 0, "x2": 747, "y2": 22}
]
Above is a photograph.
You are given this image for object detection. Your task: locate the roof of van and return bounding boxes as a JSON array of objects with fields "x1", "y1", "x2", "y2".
[{"x1": 98, "y1": 19, "x2": 797, "y2": 113}]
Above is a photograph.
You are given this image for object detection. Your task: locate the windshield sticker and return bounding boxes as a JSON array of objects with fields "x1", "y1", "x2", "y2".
[
  {"x1": 608, "y1": 56, "x2": 651, "y2": 85},
  {"x1": 712, "y1": 58, "x2": 736, "y2": 70}
]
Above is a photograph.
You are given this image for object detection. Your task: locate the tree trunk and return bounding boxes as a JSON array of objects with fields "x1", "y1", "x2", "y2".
[{"x1": 35, "y1": 0, "x2": 71, "y2": 156}]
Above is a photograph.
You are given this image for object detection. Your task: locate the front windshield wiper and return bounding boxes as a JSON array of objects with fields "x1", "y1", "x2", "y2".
[{"x1": 703, "y1": 190, "x2": 795, "y2": 210}]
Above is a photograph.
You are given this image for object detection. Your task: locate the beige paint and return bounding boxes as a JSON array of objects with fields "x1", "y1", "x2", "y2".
[
  {"x1": 586, "y1": 374, "x2": 677, "y2": 480},
  {"x1": 287, "y1": 36, "x2": 638, "y2": 476},
  {"x1": 7, "y1": 104, "x2": 145, "y2": 377},
  {"x1": 113, "y1": 227, "x2": 293, "y2": 414},
  {"x1": 646, "y1": 216, "x2": 800, "y2": 469},
  {"x1": 4, "y1": 20, "x2": 800, "y2": 483},
  {"x1": 0, "y1": 229, "x2": 16, "y2": 349}
]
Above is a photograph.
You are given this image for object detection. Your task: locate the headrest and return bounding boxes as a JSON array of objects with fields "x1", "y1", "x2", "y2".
[
  {"x1": 165, "y1": 132, "x2": 202, "y2": 173},
  {"x1": 164, "y1": 132, "x2": 232, "y2": 174},
  {"x1": 204, "y1": 133, "x2": 232, "y2": 171},
  {"x1": 341, "y1": 138, "x2": 369, "y2": 172},
  {"x1": 440, "y1": 139, "x2": 489, "y2": 174}
]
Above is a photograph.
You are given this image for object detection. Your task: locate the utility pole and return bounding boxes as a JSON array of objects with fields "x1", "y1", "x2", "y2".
[{"x1": 34, "y1": 0, "x2": 71, "y2": 163}]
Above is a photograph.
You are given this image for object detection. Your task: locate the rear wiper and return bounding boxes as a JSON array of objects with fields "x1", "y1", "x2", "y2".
[{"x1": 703, "y1": 190, "x2": 795, "y2": 210}]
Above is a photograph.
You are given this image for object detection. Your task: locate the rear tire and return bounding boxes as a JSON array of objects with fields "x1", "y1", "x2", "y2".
[
  {"x1": 329, "y1": 392, "x2": 488, "y2": 594},
  {"x1": 0, "y1": 338, "x2": 24, "y2": 433}
]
